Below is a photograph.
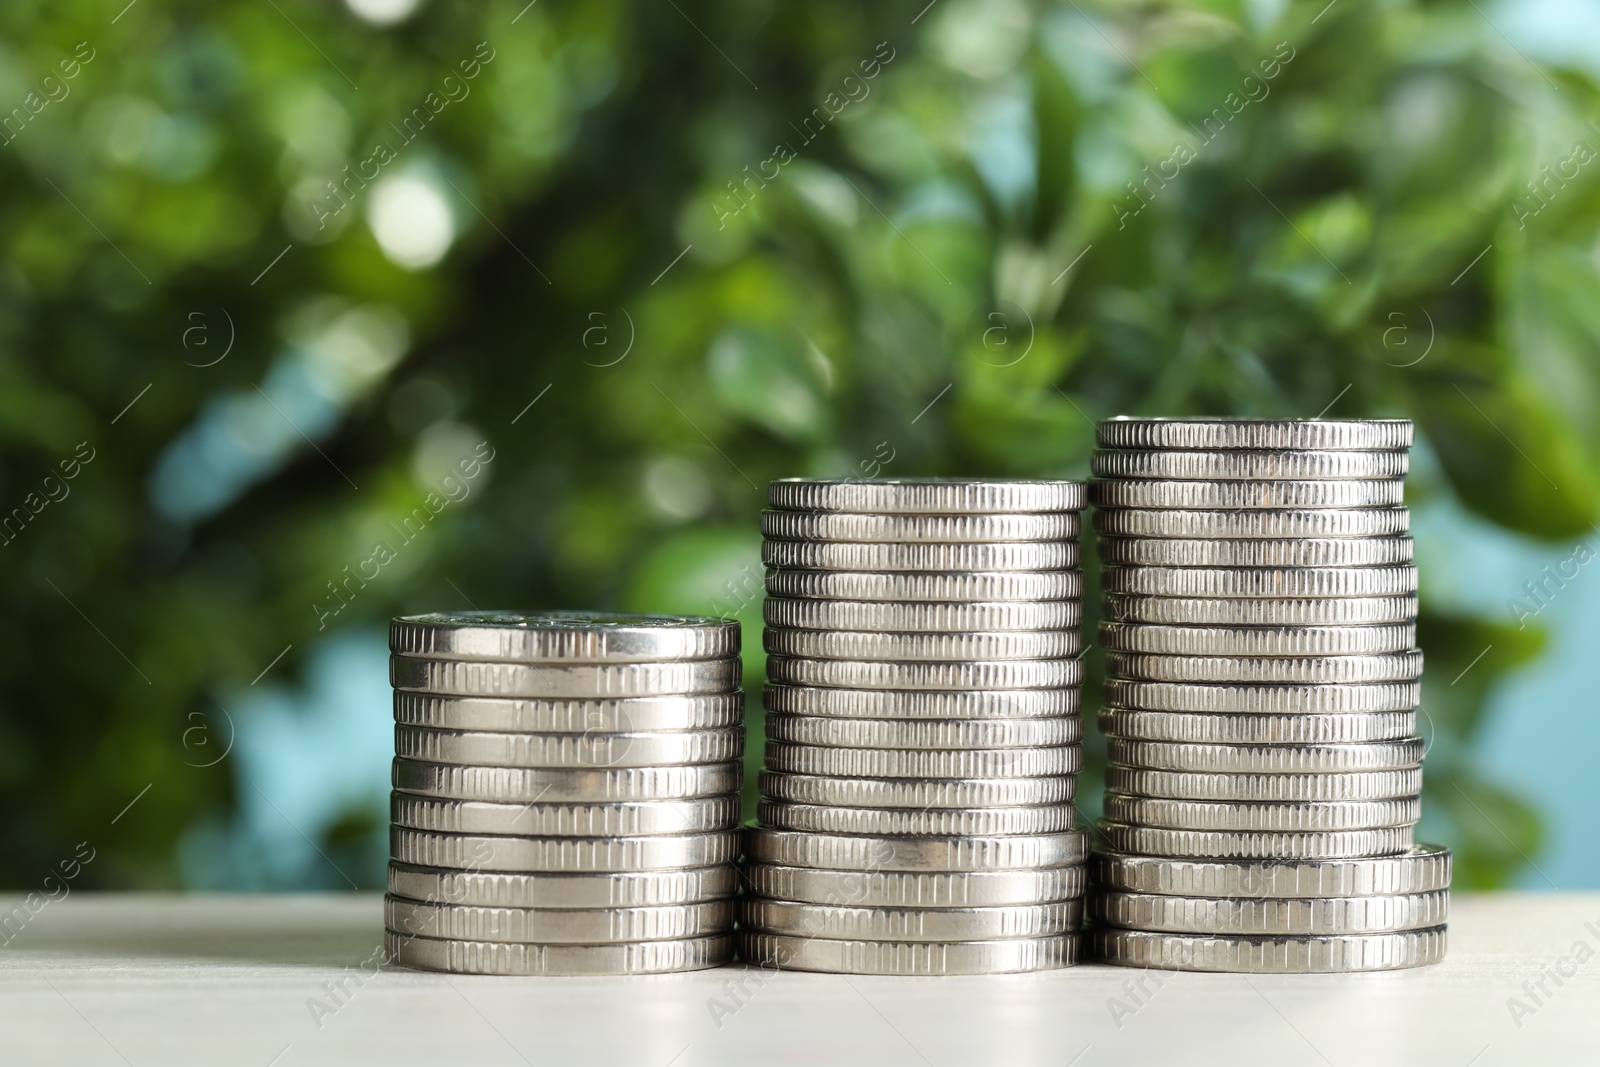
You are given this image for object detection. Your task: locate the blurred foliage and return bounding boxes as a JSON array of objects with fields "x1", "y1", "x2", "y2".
[{"x1": 1, "y1": 0, "x2": 1597, "y2": 890}]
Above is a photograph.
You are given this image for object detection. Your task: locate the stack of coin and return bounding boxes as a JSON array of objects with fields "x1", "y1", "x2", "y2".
[
  {"x1": 1086, "y1": 418, "x2": 1450, "y2": 972},
  {"x1": 382, "y1": 611, "x2": 744, "y2": 975},
  {"x1": 740, "y1": 478, "x2": 1091, "y2": 975}
]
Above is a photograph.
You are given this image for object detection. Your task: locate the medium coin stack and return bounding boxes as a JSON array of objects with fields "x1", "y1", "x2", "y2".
[
  {"x1": 740, "y1": 478, "x2": 1091, "y2": 975},
  {"x1": 1086, "y1": 418, "x2": 1451, "y2": 972},
  {"x1": 383, "y1": 610, "x2": 744, "y2": 975}
]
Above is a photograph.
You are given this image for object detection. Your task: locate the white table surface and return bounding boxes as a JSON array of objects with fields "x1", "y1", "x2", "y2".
[{"x1": 1, "y1": 892, "x2": 1595, "y2": 1066}]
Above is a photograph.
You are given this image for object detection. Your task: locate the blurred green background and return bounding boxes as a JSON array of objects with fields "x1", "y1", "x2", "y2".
[{"x1": 3, "y1": 0, "x2": 1598, "y2": 893}]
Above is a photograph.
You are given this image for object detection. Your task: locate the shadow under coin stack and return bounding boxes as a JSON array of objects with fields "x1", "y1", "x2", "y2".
[
  {"x1": 1086, "y1": 418, "x2": 1451, "y2": 972},
  {"x1": 740, "y1": 478, "x2": 1090, "y2": 975},
  {"x1": 383, "y1": 611, "x2": 744, "y2": 975}
]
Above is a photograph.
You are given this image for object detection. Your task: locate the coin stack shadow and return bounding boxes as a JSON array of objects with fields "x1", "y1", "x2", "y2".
[
  {"x1": 1086, "y1": 418, "x2": 1451, "y2": 972},
  {"x1": 738, "y1": 478, "x2": 1091, "y2": 975},
  {"x1": 382, "y1": 611, "x2": 745, "y2": 975}
]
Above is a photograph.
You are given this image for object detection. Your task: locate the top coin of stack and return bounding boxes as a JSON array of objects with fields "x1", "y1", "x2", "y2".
[
  {"x1": 384, "y1": 610, "x2": 744, "y2": 975},
  {"x1": 742, "y1": 478, "x2": 1092, "y2": 975},
  {"x1": 1086, "y1": 418, "x2": 1450, "y2": 973}
]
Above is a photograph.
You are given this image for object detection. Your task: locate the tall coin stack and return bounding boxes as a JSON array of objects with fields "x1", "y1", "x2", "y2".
[
  {"x1": 1086, "y1": 418, "x2": 1451, "y2": 972},
  {"x1": 383, "y1": 611, "x2": 744, "y2": 975},
  {"x1": 739, "y1": 478, "x2": 1090, "y2": 975}
]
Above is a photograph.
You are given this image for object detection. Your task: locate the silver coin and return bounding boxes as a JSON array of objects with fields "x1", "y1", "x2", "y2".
[
  {"x1": 764, "y1": 597, "x2": 1079, "y2": 633},
  {"x1": 1097, "y1": 820, "x2": 1416, "y2": 860},
  {"x1": 742, "y1": 862, "x2": 1087, "y2": 908},
  {"x1": 757, "y1": 800, "x2": 1075, "y2": 836},
  {"x1": 758, "y1": 771, "x2": 1076, "y2": 809},
  {"x1": 1094, "y1": 507, "x2": 1411, "y2": 539},
  {"x1": 1095, "y1": 418, "x2": 1414, "y2": 451},
  {"x1": 760, "y1": 510, "x2": 1078, "y2": 543},
  {"x1": 1089, "y1": 889, "x2": 1447, "y2": 936},
  {"x1": 763, "y1": 712, "x2": 1083, "y2": 750},
  {"x1": 385, "y1": 896, "x2": 732, "y2": 943},
  {"x1": 762, "y1": 540, "x2": 1079, "y2": 572},
  {"x1": 1093, "y1": 449, "x2": 1409, "y2": 481},
  {"x1": 1106, "y1": 737, "x2": 1426, "y2": 773},
  {"x1": 392, "y1": 757, "x2": 741, "y2": 802},
  {"x1": 764, "y1": 742, "x2": 1082, "y2": 780},
  {"x1": 1100, "y1": 713, "x2": 1414, "y2": 748},
  {"x1": 1102, "y1": 794, "x2": 1421, "y2": 832},
  {"x1": 1090, "y1": 480, "x2": 1403, "y2": 510},
  {"x1": 393, "y1": 725, "x2": 743, "y2": 769},
  {"x1": 392, "y1": 692, "x2": 744, "y2": 733},
  {"x1": 1105, "y1": 650, "x2": 1424, "y2": 685},
  {"x1": 1096, "y1": 536, "x2": 1414, "y2": 568},
  {"x1": 389, "y1": 611, "x2": 738, "y2": 663},
  {"x1": 744, "y1": 827, "x2": 1091, "y2": 872},
  {"x1": 1088, "y1": 926, "x2": 1445, "y2": 973},
  {"x1": 389, "y1": 656, "x2": 741, "y2": 698},
  {"x1": 1100, "y1": 622, "x2": 1416, "y2": 657},
  {"x1": 390, "y1": 827, "x2": 739, "y2": 872},
  {"x1": 1089, "y1": 845, "x2": 1452, "y2": 897},
  {"x1": 764, "y1": 684, "x2": 1079, "y2": 719},
  {"x1": 768, "y1": 478, "x2": 1085, "y2": 514},
  {"x1": 763, "y1": 627, "x2": 1079, "y2": 662},
  {"x1": 1098, "y1": 708, "x2": 1419, "y2": 745},
  {"x1": 766, "y1": 655, "x2": 1082, "y2": 691},
  {"x1": 1104, "y1": 767, "x2": 1423, "y2": 803},
  {"x1": 1104, "y1": 680, "x2": 1420, "y2": 714},
  {"x1": 387, "y1": 930, "x2": 732, "y2": 976},
  {"x1": 766, "y1": 568, "x2": 1082, "y2": 603},
  {"x1": 389, "y1": 793, "x2": 741, "y2": 837},
  {"x1": 740, "y1": 931, "x2": 1078, "y2": 974},
  {"x1": 1103, "y1": 593, "x2": 1418, "y2": 626},
  {"x1": 1101, "y1": 565, "x2": 1418, "y2": 599},
  {"x1": 387, "y1": 861, "x2": 737, "y2": 909},
  {"x1": 738, "y1": 898, "x2": 1082, "y2": 941}
]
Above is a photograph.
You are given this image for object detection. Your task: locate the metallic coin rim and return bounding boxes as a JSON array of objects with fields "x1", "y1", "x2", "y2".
[
  {"x1": 742, "y1": 862, "x2": 1088, "y2": 908},
  {"x1": 764, "y1": 597, "x2": 1080, "y2": 633},
  {"x1": 389, "y1": 656, "x2": 742, "y2": 698},
  {"x1": 390, "y1": 611, "x2": 738, "y2": 663},
  {"x1": 391, "y1": 692, "x2": 745, "y2": 733},
  {"x1": 1092, "y1": 449, "x2": 1410, "y2": 481},
  {"x1": 756, "y1": 771, "x2": 1077, "y2": 809},
  {"x1": 1087, "y1": 925, "x2": 1446, "y2": 973},
  {"x1": 1105, "y1": 737, "x2": 1426, "y2": 773},
  {"x1": 738, "y1": 898, "x2": 1083, "y2": 941},
  {"x1": 744, "y1": 827, "x2": 1091, "y2": 872},
  {"x1": 385, "y1": 896, "x2": 733, "y2": 943},
  {"x1": 393, "y1": 725, "x2": 744, "y2": 769},
  {"x1": 765, "y1": 568, "x2": 1083, "y2": 603},
  {"x1": 764, "y1": 741, "x2": 1083, "y2": 780},
  {"x1": 762, "y1": 712, "x2": 1084, "y2": 750},
  {"x1": 763, "y1": 684, "x2": 1079, "y2": 719},
  {"x1": 1105, "y1": 650, "x2": 1424, "y2": 684},
  {"x1": 385, "y1": 930, "x2": 733, "y2": 975},
  {"x1": 763, "y1": 626, "x2": 1081, "y2": 662},
  {"x1": 390, "y1": 827, "x2": 740, "y2": 873},
  {"x1": 767, "y1": 478, "x2": 1086, "y2": 514},
  {"x1": 1096, "y1": 820, "x2": 1417, "y2": 860},
  {"x1": 756, "y1": 799, "x2": 1076, "y2": 837},
  {"x1": 759, "y1": 510, "x2": 1079, "y2": 543},
  {"x1": 389, "y1": 793, "x2": 742, "y2": 837},
  {"x1": 762, "y1": 540, "x2": 1079, "y2": 573},
  {"x1": 765, "y1": 654, "x2": 1084, "y2": 691},
  {"x1": 1099, "y1": 621, "x2": 1416, "y2": 656},
  {"x1": 391, "y1": 757, "x2": 742, "y2": 802},
  {"x1": 386, "y1": 860, "x2": 737, "y2": 909},
  {"x1": 1103, "y1": 793, "x2": 1422, "y2": 832},
  {"x1": 1103, "y1": 766, "x2": 1424, "y2": 803},
  {"x1": 1093, "y1": 418, "x2": 1414, "y2": 451},
  {"x1": 1088, "y1": 888, "x2": 1448, "y2": 935},
  {"x1": 1088, "y1": 845, "x2": 1452, "y2": 896},
  {"x1": 738, "y1": 931, "x2": 1080, "y2": 974},
  {"x1": 1098, "y1": 708, "x2": 1419, "y2": 745}
]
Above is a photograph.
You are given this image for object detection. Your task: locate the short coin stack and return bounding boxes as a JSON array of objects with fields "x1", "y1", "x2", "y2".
[
  {"x1": 740, "y1": 478, "x2": 1090, "y2": 975},
  {"x1": 383, "y1": 610, "x2": 744, "y2": 975},
  {"x1": 1086, "y1": 418, "x2": 1450, "y2": 972}
]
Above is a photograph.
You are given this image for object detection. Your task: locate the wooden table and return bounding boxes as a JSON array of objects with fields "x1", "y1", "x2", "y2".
[{"x1": 2, "y1": 892, "x2": 1594, "y2": 1065}]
